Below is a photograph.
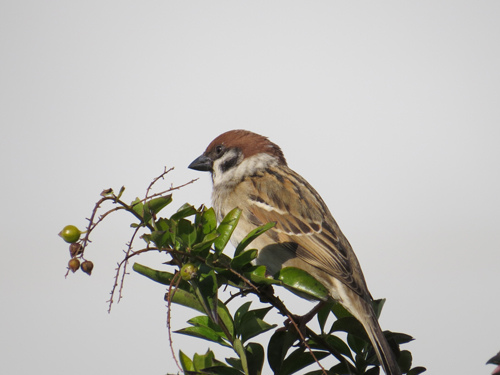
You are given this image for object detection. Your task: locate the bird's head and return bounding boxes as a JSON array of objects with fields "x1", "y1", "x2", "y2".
[{"x1": 188, "y1": 130, "x2": 287, "y2": 187}]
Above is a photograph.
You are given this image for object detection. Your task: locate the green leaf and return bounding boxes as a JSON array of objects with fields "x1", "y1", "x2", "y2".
[
  {"x1": 239, "y1": 309, "x2": 276, "y2": 343},
  {"x1": 155, "y1": 217, "x2": 170, "y2": 231},
  {"x1": 331, "y1": 301, "x2": 353, "y2": 319},
  {"x1": 154, "y1": 218, "x2": 176, "y2": 247},
  {"x1": 330, "y1": 316, "x2": 369, "y2": 343},
  {"x1": 347, "y1": 332, "x2": 368, "y2": 355},
  {"x1": 365, "y1": 367, "x2": 381, "y2": 375},
  {"x1": 116, "y1": 186, "x2": 125, "y2": 199},
  {"x1": 233, "y1": 338, "x2": 249, "y2": 375},
  {"x1": 407, "y1": 366, "x2": 427, "y2": 375},
  {"x1": 268, "y1": 330, "x2": 298, "y2": 373},
  {"x1": 209, "y1": 258, "x2": 233, "y2": 280},
  {"x1": 247, "y1": 306, "x2": 273, "y2": 321},
  {"x1": 214, "y1": 208, "x2": 241, "y2": 256},
  {"x1": 141, "y1": 233, "x2": 152, "y2": 244},
  {"x1": 246, "y1": 342, "x2": 264, "y2": 375},
  {"x1": 234, "y1": 301, "x2": 252, "y2": 332},
  {"x1": 230, "y1": 249, "x2": 258, "y2": 270},
  {"x1": 324, "y1": 335, "x2": 354, "y2": 360},
  {"x1": 329, "y1": 361, "x2": 358, "y2": 375},
  {"x1": 200, "y1": 207, "x2": 217, "y2": 235},
  {"x1": 131, "y1": 196, "x2": 172, "y2": 224},
  {"x1": 191, "y1": 267, "x2": 219, "y2": 323},
  {"x1": 303, "y1": 371, "x2": 329, "y2": 375},
  {"x1": 202, "y1": 366, "x2": 244, "y2": 375},
  {"x1": 178, "y1": 218, "x2": 197, "y2": 248},
  {"x1": 193, "y1": 349, "x2": 217, "y2": 370},
  {"x1": 145, "y1": 195, "x2": 172, "y2": 216},
  {"x1": 216, "y1": 300, "x2": 235, "y2": 341},
  {"x1": 235, "y1": 305, "x2": 275, "y2": 344},
  {"x1": 385, "y1": 331, "x2": 414, "y2": 345},
  {"x1": 234, "y1": 221, "x2": 276, "y2": 257},
  {"x1": 167, "y1": 288, "x2": 204, "y2": 313},
  {"x1": 279, "y1": 348, "x2": 329, "y2": 375},
  {"x1": 133, "y1": 262, "x2": 174, "y2": 283},
  {"x1": 171, "y1": 203, "x2": 197, "y2": 221},
  {"x1": 276, "y1": 267, "x2": 329, "y2": 301},
  {"x1": 150, "y1": 229, "x2": 171, "y2": 248},
  {"x1": 172, "y1": 295, "x2": 234, "y2": 343},
  {"x1": 372, "y1": 298, "x2": 386, "y2": 319},
  {"x1": 192, "y1": 232, "x2": 220, "y2": 255},
  {"x1": 188, "y1": 315, "x2": 224, "y2": 334},
  {"x1": 131, "y1": 197, "x2": 150, "y2": 224},
  {"x1": 240, "y1": 316, "x2": 276, "y2": 343},
  {"x1": 243, "y1": 265, "x2": 276, "y2": 285},
  {"x1": 179, "y1": 350, "x2": 195, "y2": 372},
  {"x1": 398, "y1": 350, "x2": 412, "y2": 373},
  {"x1": 225, "y1": 357, "x2": 243, "y2": 371},
  {"x1": 316, "y1": 302, "x2": 335, "y2": 333},
  {"x1": 132, "y1": 263, "x2": 190, "y2": 289},
  {"x1": 176, "y1": 326, "x2": 230, "y2": 347},
  {"x1": 307, "y1": 334, "x2": 353, "y2": 361}
]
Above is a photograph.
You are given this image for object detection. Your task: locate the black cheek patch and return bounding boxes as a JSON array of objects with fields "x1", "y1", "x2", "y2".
[{"x1": 221, "y1": 155, "x2": 239, "y2": 172}]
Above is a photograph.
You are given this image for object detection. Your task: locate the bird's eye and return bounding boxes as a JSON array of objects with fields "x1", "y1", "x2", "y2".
[{"x1": 215, "y1": 145, "x2": 224, "y2": 155}]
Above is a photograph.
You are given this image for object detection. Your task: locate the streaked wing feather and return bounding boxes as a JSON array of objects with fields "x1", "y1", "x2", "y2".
[{"x1": 244, "y1": 167, "x2": 367, "y2": 296}]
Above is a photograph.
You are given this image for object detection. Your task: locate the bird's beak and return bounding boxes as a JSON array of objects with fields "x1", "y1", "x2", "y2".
[
  {"x1": 487, "y1": 352, "x2": 500, "y2": 365},
  {"x1": 188, "y1": 154, "x2": 213, "y2": 172}
]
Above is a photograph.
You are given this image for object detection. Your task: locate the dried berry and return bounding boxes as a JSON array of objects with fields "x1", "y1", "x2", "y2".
[
  {"x1": 81, "y1": 260, "x2": 94, "y2": 276},
  {"x1": 69, "y1": 243, "x2": 84, "y2": 257},
  {"x1": 68, "y1": 258, "x2": 80, "y2": 273},
  {"x1": 59, "y1": 225, "x2": 81, "y2": 243}
]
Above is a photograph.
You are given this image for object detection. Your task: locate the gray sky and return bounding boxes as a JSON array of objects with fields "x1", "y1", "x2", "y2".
[{"x1": 1, "y1": 1, "x2": 499, "y2": 374}]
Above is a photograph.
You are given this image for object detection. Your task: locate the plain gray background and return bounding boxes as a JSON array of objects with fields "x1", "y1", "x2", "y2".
[{"x1": 1, "y1": 1, "x2": 499, "y2": 374}]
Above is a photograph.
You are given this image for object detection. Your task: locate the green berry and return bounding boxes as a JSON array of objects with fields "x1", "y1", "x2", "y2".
[
  {"x1": 59, "y1": 225, "x2": 81, "y2": 243},
  {"x1": 180, "y1": 263, "x2": 198, "y2": 281}
]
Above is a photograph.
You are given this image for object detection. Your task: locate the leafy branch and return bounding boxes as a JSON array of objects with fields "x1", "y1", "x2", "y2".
[{"x1": 59, "y1": 168, "x2": 426, "y2": 375}]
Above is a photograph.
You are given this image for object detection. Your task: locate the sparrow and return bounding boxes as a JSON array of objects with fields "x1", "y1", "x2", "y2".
[
  {"x1": 487, "y1": 351, "x2": 500, "y2": 375},
  {"x1": 189, "y1": 129, "x2": 401, "y2": 375}
]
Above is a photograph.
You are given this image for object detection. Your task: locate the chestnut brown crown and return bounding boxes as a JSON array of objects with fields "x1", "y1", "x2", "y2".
[
  {"x1": 207, "y1": 130, "x2": 286, "y2": 164},
  {"x1": 189, "y1": 130, "x2": 287, "y2": 172}
]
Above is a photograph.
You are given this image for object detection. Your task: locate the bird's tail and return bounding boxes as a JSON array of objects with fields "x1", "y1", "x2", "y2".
[{"x1": 361, "y1": 311, "x2": 402, "y2": 375}]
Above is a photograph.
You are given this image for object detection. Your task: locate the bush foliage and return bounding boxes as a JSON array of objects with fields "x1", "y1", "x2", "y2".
[{"x1": 62, "y1": 169, "x2": 425, "y2": 375}]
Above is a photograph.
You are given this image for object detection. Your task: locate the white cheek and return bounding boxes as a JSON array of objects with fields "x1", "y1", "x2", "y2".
[
  {"x1": 211, "y1": 152, "x2": 280, "y2": 248},
  {"x1": 212, "y1": 153, "x2": 277, "y2": 189},
  {"x1": 212, "y1": 159, "x2": 238, "y2": 188}
]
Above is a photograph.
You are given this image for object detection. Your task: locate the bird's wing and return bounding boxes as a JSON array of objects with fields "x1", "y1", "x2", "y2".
[{"x1": 242, "y1": 166, "x2": 369, "y2": 297}]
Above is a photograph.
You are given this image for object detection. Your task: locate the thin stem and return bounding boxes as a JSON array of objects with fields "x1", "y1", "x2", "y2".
[{"x1": 166, "y1": 272, "x2": 183, "y2": 373}]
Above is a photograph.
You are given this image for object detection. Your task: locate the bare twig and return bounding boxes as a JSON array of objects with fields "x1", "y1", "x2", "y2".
[
  {"x1": 118, "y1": 227, "x2": 142, "y2": 303},
  {"x1": 79, "y1": 167, "x2": 198, "y2": 258},
  {"x1": 145, "y1": 167, "x2": 175, "y2": 200},
  {"x1": 81, "y1": 196, "x2": 112, "y2": 251},
  {"x1": 136, "y1": 178, "x2": 199, "y2": 205},
  {"x1": 107, "y1": 244, "x2": 160, "y2": 313},
  {"x1": 165, "y1": 272, "x2": 183, "y2": 373}
]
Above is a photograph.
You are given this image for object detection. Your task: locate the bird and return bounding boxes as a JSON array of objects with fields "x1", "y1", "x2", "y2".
[
  {"x1": 487, "y1": 351, "x2": 500, "y2": 375},
  {"x1": 188, "y1": 129, "x2": 401, "y2": 375}
]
